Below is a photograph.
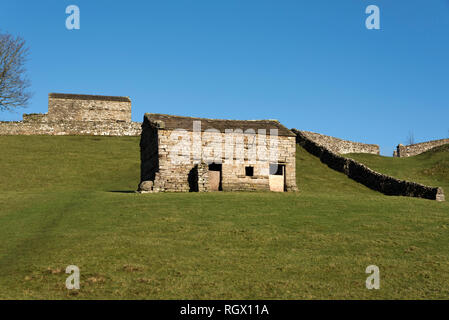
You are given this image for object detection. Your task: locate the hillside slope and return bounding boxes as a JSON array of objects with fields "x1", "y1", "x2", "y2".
[
  {"x1": 0, "y1": 136, "x2": 448, "y2": 299},
  {"x1": 346, "y1": 144, "x2": 449, "y2": 192}
]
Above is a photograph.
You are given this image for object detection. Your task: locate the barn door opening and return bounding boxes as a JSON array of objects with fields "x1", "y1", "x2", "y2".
[
  {"x1": 208, "y1": 163, "x2": 222, "y2": 191},
  {"x1": 269, "y1": 163, "x2": 286, "y2": 192}
]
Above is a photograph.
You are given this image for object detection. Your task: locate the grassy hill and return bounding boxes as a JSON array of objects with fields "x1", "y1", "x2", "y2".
[
  {"x1": 346, "y1": 144, "x2": 449, "y2": 192},
  {"x1": 0, "y1": 136, "x2": 448, "y2": 299}
]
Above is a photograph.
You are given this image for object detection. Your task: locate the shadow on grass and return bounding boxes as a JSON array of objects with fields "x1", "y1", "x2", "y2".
[{"x1": 109, "y1": 190, "x2": 137, "y2": 194}]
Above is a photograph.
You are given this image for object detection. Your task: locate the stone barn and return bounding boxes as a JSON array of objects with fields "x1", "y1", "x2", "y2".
[{"x1": 138, "y1": 113, "x2": 297, "y2": 193}]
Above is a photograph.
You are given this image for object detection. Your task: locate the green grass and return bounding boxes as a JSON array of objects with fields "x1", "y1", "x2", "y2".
[
  {"x1": 346, "y1": 144, "x2": 449, "y2": 192},
  {"x1": 0, "y1": 136, "x2": 448, "y2": 299}
]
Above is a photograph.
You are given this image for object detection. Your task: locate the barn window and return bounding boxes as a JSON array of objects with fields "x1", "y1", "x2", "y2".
[
  {"x1": 245, "y1": 166, "x2": 254, "y2": 177},
  {"x1": 270, "y1": 163, "x2": 284, "y2": 175}
]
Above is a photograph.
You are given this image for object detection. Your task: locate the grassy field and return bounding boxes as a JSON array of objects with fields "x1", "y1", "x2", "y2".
[{"x1": 0, "y1": 136, "x2": 448, "y2": 299}]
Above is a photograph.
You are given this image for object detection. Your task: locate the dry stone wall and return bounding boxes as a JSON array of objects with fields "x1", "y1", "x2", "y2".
[
  {"x1": 23, "y1": 113, "x2": 48, "y2": 123},
  {"x1": 300, "y1": 130, "x2": 380, "y2": 155},
  {"x1": 395, "y1": 139, "x2": 449, "y2": 157},
  {"x1": 0, "y1": 120, "x2": 141, "y2": 136},
  {"x1": 293, "y1": 129, "x2": 445, "y2": 201}
]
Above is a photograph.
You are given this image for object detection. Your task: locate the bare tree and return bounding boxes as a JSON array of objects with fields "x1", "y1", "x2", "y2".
[
  {"x1": 0, "y1": 31, "x2": 32, "y2": 112},
  {"x1": 406, "y1": 130, "x2": 415, "y2": 145}
]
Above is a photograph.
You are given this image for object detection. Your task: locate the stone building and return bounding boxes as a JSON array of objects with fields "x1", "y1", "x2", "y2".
[
  {"x1": 47, "y1": 93, "x2": 132, "y2": 122},
  {"x1": 0, "y1": 93, "x2": 141, "y2": 136},
  {"x1": 138, "y1": 113, "x2": 297, "y2": 193}
]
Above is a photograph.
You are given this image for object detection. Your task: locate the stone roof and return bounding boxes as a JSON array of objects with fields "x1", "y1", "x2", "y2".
[
  {"x1": 144, "y1": 113, "x2": 295, "y2": 137},
  {"x1": 49, "y1": 93, "x2": 131, "y2": 102}
]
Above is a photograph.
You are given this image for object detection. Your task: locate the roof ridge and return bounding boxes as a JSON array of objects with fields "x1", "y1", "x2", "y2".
[
  {"x1": 144, "y1": 113, "x2": 295, "y2": 137},
  {"x1": 146, "y1": 113, "x2": 279, "y2": 123}
]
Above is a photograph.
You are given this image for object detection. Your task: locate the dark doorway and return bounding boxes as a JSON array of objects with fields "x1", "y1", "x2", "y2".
[{"x1": 188, "y1": 165, "x2": 199, "y2": 192}]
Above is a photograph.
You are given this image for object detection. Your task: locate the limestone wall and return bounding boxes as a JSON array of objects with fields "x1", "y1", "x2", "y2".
[
  {"x1": 139, "y1": 118, "x2": 297, "y2": 193},
  {"x1": 300, "y1": 130, "x2": 379, "y2": 155},
  {"x1": 395, "y1": 139, "x2": 449, "y2": 157},
  {"x1": 293, "y1": 129, "x2": 445, "y2": 201},
  {"x1": 0, "y1": 93, "x2": 140, "y2": 136},
  {"x1": 48, "y1": 93, "x2": 132, "y2": 122},
  {"x1": 23, "y1": 113, "x2": 48, "y2": 123},
  {"x1": 0, "y1": 120, "x2": 141, "y2": 136}
]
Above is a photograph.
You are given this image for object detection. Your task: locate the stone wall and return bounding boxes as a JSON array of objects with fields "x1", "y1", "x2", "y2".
[
  {"x1": 23, "y1": 113, "x2": 48, "y2": 123},
  {"x1": 0, "y1": 120, "x2": 141, "y2": 136},
  {"x1": 299, "y1": 130, "x2": 380, "y2": 155},
  {"x1": 293, "y1": 129, "x2": 445, "y2": 201},
  {"x1": 395, "y1": 139, "x2": 449, "y2": 157},
  {"x1": 139, "y1": 116, "x2": 297, "y2": 193},
  {"x1": 0, "y1": 93, "x2": 141, "y2": 136},
  {"x1": 48, "y1": 93, "x2": 132, "y2": 122}
]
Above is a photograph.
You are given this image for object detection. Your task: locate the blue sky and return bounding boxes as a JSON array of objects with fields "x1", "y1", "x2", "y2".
[{"x1": 1, "y1": 0, "x2": 448, "y2": 155}]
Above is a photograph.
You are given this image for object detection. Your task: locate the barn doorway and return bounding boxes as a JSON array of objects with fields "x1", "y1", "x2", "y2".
[
  {"x1": 269, "y1": 163, "x2": 286, "y2": 192},
  {"x1": 208, "y1": 163, "x2": 222, "y2": 191}
]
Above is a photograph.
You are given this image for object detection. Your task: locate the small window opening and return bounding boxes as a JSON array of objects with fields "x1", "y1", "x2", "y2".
[
  {"x1": 270, "y1": 163, "x2": 284, "y2": 175},
  {"x1": 245, "y1": 166, "x2": 254, "y2": 177},
  {"x1": 208, "y1": 163, "x2": 222, "y2": 171}
]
